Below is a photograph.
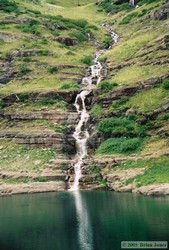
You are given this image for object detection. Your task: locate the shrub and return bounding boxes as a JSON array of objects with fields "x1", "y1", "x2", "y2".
[
  {"x1": 96, "y1": 137, "x2": 143, "y2": 154},
  {"x1": 27, "y1": 9, "x2": 41, "y2": 15},
  {"x1": 18, "y1": 93, "x2": 29, "y2": 102},
  {"x1": 16, "y1": 20, "x2": 41, "y2": 35},
  {"x1": 158, "y1": 113, "x2": 169, "y2": 121},
  {"x1": 0, "y1": 100, "x2": 4, "y2": 111},
  {"x1": 86, "y1": 24, "x2": 98, "y2": 31},
  {"x1": 54, "y1": 123, "x2": 67, "y2": 133},
  {"x1": 38, "y1": 177, "x2": 48, "y2": 182},
  {"x1": 41, "y1": 38, "x2": 48, "y2": 44},
  {"x1": 91, "y1": 104, "x2": 103, "y2": 117},
  {"x1": 0, "y1": 22, "x2": 6, "y2": 30},
  {"x1": 39, "y1": 98, "x2": 57, "y2": 105},
  {"x1": 162, "y1": 78, "x2": 169, "y2": 90},
  {"x1": 71, "y1": 19, "x2": 88, "y2": 29},
  {"x1": 111, "y1": 97, "x2": 129, "y2": 109},
  {"x1": 0, "y1": 0, "x2": 19, "y2": 13},
  {"x1": 20, "y1": 67, "x2": 32, "y2": 75},
  {"x1": 99, "y1": 81, "x2": 117, "y2": 95},
  {"x1": 48, "y1": 66, "x2": 58, "y2": 74},
  {"x1": 100, "y1": 1, "x2": 113, "y2": 13},
  {"x1": 60, "y1": 82, "x2": 80, "y2": 90},
  {"x1": 66, "y1": 51, "x2": 75, "y2": 56},
  {"x1": 46, "y1": 0, "x2": 57, "y2": 4},
  {"x1": 69, "y1": 32, "x2": 87, "y2": 42},
  {"x1": 81, "y1": 55, "x2": 92, "y2": 66},
  {"x1": 97, "y1": 117, "x2": 145, "y2": 138},
  {"x1": 102, "y1": 36, "x2": 112, "y2": 48},
  {"x1": 120, "y1": 12, "x2": 138, "y2": 25},
  {"x1": 39, "y1": 50, "x2": 49, "y2": 56},
  {"x1": 22, "y1": 57, "x2": 32, "y2": 62},
  {"x1": 138, "y1": 9, "x2": 149, "y2": 17},
  {"x1": 89, "y1": 166, "x2": 101, "y2": 174},
  {"x1": 98, "y1": 1, "x2": 130, "y2": 14},
  {"x1": 31, "y1": 97, "x2": 65, "y2": 107},
  {"x1": 51, "y1": 31, "x2": 60, "y2": 37}
]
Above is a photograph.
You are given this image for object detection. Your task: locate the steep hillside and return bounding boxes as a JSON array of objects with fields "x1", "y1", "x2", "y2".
[
  {"x1": 89, "y1": 0, "x2": 169, "y2": 195},
  {"x1": 0, "y1": 0, "x2": 169, "y2": 195}
]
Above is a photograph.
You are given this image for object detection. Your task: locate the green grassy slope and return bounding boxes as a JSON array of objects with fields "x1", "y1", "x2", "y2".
[
  {"x1": 0, "y1": 0, "x2": 106, "y2": 94},
  {"x1": 91, "y1": 0, "x2": 169, "y2": 189}
]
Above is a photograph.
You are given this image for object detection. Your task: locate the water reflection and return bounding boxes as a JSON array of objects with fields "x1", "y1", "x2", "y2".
[
  {"x1": 0, "y1": 192, "x2": 169, "y2": 250},
  {"x1": 73, "y1": 191, "x2": 93, "y2": 250}
]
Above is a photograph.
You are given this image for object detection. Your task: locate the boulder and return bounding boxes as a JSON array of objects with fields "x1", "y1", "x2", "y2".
[
  {"x1": 134, "y1": 184, "x2": 169, "y2": 196},
  {"x1": 154, "y1": 4, "x2": 169, "y2": 20},
  {"x1": 54, "y1": 37, "x2": 79, "y2": 46}
]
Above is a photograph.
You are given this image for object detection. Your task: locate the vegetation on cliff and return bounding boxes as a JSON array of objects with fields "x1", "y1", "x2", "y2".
[{"x1": 0, "y1": 0, "x2": 168, "y2": 192}]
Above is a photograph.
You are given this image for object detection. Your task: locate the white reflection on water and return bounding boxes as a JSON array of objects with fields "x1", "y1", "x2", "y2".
[{"x1": 73, "y1": 191, "x2": 93, "y2": 250}]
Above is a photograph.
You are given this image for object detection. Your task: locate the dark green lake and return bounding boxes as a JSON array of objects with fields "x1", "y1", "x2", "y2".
[{"x1": 0, "y1": 191, "x2": 169, "y2": 250}]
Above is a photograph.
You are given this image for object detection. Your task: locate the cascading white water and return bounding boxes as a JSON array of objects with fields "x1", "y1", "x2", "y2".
[
  {"x1": 69, "y1": 56, "x2": 104, "y2": 191},
  {"x1": 69, "y1": 24, "x2": 118, "y2": 191},
  {"x1": 102, "y1": 23, "x2": 119, "y2": 47},
  {"x1": 69, "y1": 90, "x2": 90, "y2": 191},
  {"x1": 129, "y1": 0, "x2": 135, "y2": 6},
  {"x1": 82, "y1": 54, "x2": 103, "y2": 86}
]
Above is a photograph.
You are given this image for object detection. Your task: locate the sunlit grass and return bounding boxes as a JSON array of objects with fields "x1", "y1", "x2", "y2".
[
  {"x1": 122, "y1": 87, "x2": 169, "y2": 112},
  {"x1": 119, "y1": 155, "x2": 169, "y2": 186},
  {"x1": 111, "y1": 65, "x2": 169, "y2": 85},
  {"x1": 0, "y1": 141, "x2": 56, "y2": 173}
]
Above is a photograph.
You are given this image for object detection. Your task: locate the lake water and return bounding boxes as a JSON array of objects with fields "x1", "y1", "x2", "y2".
[{"x1": 0, "y1": 191, "x2": 169, "y2": 250}]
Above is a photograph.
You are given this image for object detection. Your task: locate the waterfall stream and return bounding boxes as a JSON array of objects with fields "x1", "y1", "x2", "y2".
[
  {"x1": 129, "y1": 0, "x2": 135, "y2": 6},
  {"x1": 68, "y1": 24, "x2": 118, "y2": 191}
]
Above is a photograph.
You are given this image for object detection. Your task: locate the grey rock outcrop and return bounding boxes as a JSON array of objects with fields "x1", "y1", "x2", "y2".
[
  {"x1": 154, "y1": 4, "x2": 169, "y2": 20},
  {"x1": 54, "y1": 37, "x2": 79, "y2": 46}
]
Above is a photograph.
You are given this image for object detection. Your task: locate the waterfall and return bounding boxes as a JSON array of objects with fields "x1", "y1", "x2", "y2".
[
  {"x1": 68, "y1": 61, "x2": 102, "y2": 191},
  {"x1": 129, "y1": 0, "x2": 135, "y2": 6},
  {"x1": 69, "y1": 24, "x2": 118, "y2": 191},
  {"x1": 69, "y1": 90, "x2": 90, "y2": 191},
  {"x1": 69, "y1": 54, "x2": 104, "y2": 192}
]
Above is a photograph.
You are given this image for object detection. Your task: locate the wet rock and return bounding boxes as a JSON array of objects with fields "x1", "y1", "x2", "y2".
[
  {"x1": 62, "y1": 130, "x2": 76, "y2": 155},
  {"x1": 87, "y1": 131, "x2": 103, "y2": 151},
  {"x1": 134, "y1": 184, "x2": 169, "y2": 196}
]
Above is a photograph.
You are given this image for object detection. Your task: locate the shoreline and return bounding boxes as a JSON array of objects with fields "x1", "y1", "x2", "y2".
[{"x1": 0, "y1": 181, "x2": 169, "y2": 197}]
